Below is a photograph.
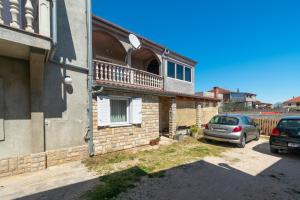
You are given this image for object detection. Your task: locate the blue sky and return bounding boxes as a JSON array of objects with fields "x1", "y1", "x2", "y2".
[{"x1": 92, "y1": 0, "x2": 300, "y2": 104}]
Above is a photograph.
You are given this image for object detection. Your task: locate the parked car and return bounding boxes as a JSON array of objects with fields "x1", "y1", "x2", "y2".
[
  {"x1": 203, "y1": 114, "x2": 260, "y2": 148},
  {"x1": 270, "y1": 116, "x2": 300, "y2": 153}
]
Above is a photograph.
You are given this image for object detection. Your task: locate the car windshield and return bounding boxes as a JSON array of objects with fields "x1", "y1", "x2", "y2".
[
  {"x1": 278, "y1": 119, "x2": 300, "y2": 129},
  {"x1": 210, "y1": 116, "x2": 239, "y2": 125}
]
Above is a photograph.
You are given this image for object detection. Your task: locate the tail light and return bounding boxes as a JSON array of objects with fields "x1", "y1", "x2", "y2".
[
  {"x1": 233, "y1": 126, "x2": 242, "y2": 132},
  {"x1": 205, "y1": 124, "x2": 209, "y2": 130},
  {"x1": 271, "y1": 128, "x2": 280, "y2": 136}
]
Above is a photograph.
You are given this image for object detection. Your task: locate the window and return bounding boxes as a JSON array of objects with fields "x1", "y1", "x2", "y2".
[
  {"x1": 241, "y1": 117, "x2": 252, "y2": 125},
  {"x1": 210, "y1": 116, "x2": 239, "y2": 125},
  {"x1": 167, "y1": 60, "x2": 192, "y2": 82},
  {"x1": 176, "y1": 64, "x2": 184, "y2": 80},
  {"x1": 167, "y1": 61, "x2": 175, "y2": 78},
  {"x1": 110, "y1": 99, "x2": 128, "y2": 123},
  {"x1": 97, "y1": 96, "x2": 142, "y2": 126},
  {"x1": 278, "y1": 119, "x2": 300, "y2": 129},
  {"x1": 185, "y1": 67, "x2": 191, "y2": 82}
]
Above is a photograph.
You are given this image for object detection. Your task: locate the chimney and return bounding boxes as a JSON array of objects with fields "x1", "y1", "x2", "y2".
[{"x1": 213, "y1": 87, "x2": 218, "y2": 99}]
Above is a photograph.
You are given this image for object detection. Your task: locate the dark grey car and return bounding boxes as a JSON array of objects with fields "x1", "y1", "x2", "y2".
[{"x1": 203, "y1": 114, "x2": 260, "y2": 148}]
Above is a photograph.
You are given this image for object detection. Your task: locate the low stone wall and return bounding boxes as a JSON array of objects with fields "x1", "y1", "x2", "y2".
[
  {"x1": 198, "y1": 107, "x2": 219, "y2": 125},
  {"x1": 46, "y1": 145, "x2": 89, "y2": 167},
  {"x1": 0, "y1": 145, "x2": 88, "y2": 178},
  {"x1": 176, "y1": 99, "x2": 196, "y2": 127},
  {"x1": 0, "y1": 153, "x2": 46, "y2": 177},
  {"x1": 93, "y1": 92, "x2": 160, "y2": 155}
]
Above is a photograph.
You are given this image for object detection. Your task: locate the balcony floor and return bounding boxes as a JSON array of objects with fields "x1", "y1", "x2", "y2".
[{"x1": 0, "y1": 25, "x2": 52, "y2": 60}]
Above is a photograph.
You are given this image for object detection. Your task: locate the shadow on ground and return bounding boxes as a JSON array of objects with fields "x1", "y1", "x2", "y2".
[
  {"x1": 199, "y1": 137, "x2": 240, "y2": 148},
  {"x1": 253, "y1": 141, "x2": 300, "y2": 159},
  {"x1": 18, "y1": 142, "x2": 300, "y2": 200}
]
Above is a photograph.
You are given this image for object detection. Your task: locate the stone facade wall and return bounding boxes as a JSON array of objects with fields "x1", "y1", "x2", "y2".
[
  {"x1": 93, "y1": 92, "x2": 159, "y2": 155},
  {"x1": 177, "y1": 99, "x2": 196, "y2": 127},
  {"x1": 46, "y1": 145, "x2": 88, "y2": 167},
  {"x1": 0, "y1": 145, "x2": 88, "y2": 178},
  {"x1": 198, "y1": 107, "x2": 219, "y2": 125},
  {"x1": 0, "y1": 153, "x2": 45, "y2": 178}
]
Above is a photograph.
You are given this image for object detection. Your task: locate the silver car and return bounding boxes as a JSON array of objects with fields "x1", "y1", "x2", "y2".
[{"x1": 203, "y1": 114, "x2": 260, "y2": 148}]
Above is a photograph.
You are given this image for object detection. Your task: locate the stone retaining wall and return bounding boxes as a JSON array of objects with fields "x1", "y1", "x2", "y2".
[{"x1": 0, "y1": 145, "x2": 88, "y2": 178}]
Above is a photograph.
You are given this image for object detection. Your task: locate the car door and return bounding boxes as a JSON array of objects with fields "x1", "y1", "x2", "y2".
[
  {"x1": 241, "y1": 117, "x2": 251, "y2": 141},
  {"x1": 246, "y1": 117, "x2": 257, "y2": 140}
]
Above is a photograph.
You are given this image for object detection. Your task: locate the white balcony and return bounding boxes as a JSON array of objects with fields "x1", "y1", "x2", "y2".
[
  {"x1": 0, "y1": 0, "x2": 51, "y2": 60},
  {"x1": 0, "y1": 0, "x2": 51, "y2": 36},
  {"x1": 94, "y1": 60, "x2": 164, "y2": 90}
]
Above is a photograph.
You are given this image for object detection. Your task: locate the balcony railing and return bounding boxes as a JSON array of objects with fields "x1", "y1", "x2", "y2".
[
  {"x1": 94, "y1": 60, "x2": 164, "y2": 90},
  {"x1": 0, "y1": 0, "x2": 50, "y2": 37}
]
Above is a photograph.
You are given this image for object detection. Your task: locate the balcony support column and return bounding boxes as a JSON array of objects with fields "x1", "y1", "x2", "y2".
[
  {"x1": 169, "y1": 97, "x2": 177, "y2": 138},
  {"x1": 39, "y1": 0, "x2": 51, "y2": 37},
  {"x1": 196, "y1": 101, "x2": 203, "y2": 128}
]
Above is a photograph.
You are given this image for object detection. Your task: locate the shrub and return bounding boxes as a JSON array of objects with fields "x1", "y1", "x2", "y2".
[{"x1": 190, "y1": 125, "x2": 199, "y2": 138}]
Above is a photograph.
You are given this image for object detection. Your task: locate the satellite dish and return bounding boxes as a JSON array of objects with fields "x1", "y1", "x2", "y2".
[{"x1": 129, "y1": 34, "x2": 141, "y2": 49}]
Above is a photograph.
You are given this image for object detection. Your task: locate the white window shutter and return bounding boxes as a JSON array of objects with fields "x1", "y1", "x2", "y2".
[
  {"x1": 130, "y1": 98, "x2": 142, "y2": 124},
  {"x1": 97, "y1": 96, "x2": 110, "y2": 126}
]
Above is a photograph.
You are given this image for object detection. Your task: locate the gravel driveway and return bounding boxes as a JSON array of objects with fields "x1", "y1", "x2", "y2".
[
  {"x1": 116, "y1": 138, "x2": 300, "y2": 200},
  {"x1": 0, "y1": 138, "x2": 299, "y2": 200}
]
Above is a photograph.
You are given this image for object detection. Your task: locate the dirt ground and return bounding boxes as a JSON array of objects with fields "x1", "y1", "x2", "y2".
[
  {"x1": 116, "y1": 138, "x2": 300, "y2": 200},
  {"x1": 0, "y1": 137, "x2": 299, "y2": 200}
]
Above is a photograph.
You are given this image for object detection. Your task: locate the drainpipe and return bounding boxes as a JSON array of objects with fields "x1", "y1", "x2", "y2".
[
  {"x1": 50, "y1": 0, "x2": 57, "y2": 59},
  {"x1": 86, "y1": 0, "x2": 95, "y2": 156}
]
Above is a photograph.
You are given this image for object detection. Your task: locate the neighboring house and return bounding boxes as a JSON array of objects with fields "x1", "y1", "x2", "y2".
[
  {"x1": 283, "y1": 96, "x2": 300, "y2": 110},
  {"x1": 206, "y1": 87, "x2": 257, "y2": 109},
  {"x1": 92, "y1": 16, "x2": 219, "y2": 155},
  {"x1": 0, "y1": 0, "x2": 91, "y2": 176},
  {"x1": 253, "y1": 101, "x2": 273, "y2": 109},
  {"x1": 0, "y1": 0, "x2": 219, "y2": 178}
]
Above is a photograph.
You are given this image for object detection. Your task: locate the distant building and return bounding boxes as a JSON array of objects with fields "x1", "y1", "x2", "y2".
[
  {"x1": 253, "y1": 101, "x2": 273, "y2": 109},
  {"x1": 203, "y1": 87, "x2": 257, "y2": 108},
  {"x1": 283, "y1": 96, "x2": 300, "y2": 110}
]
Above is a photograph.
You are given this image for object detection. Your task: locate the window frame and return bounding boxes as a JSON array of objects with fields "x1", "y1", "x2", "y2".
[
  {"x1": 176, "y1": 64, "x2": 184, "y2": 80},
  {"x1": 109, "y1": 96, "x2": 130, "y2": 126},
  {"x1": 184, "y1": 66, "x2": 192, "y2": 82},
  {"x1": 167, "y1": 61, "x2": 176, "y2": 78},
  {"x1": 166, "y1": 60, "x2": 193, "y2": 83}
]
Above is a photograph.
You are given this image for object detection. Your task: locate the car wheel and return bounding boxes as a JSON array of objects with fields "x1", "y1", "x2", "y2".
[
  {"x1": 270, "y1": 147, "x2": 279, "y2": 154},
  {"x1": 255, "y1": 131, "x2": 260, "y2": 141},
  {"x1": 238, "y1": 134, "x2": 246, "y2": 148}
]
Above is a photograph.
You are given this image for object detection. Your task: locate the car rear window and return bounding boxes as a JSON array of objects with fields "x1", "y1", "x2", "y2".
[
  {"x1": 278, "y1": 119, "x2": 300, "y2": 129},
  {"x1": 210, "y1": 116, "x2": 239, "y2": 126}
]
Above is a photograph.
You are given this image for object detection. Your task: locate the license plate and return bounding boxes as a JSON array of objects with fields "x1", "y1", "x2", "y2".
[
  {"x1": 213, "y1": 128, "x2": 226, "y2": 132},
  {"x1": 288, "y1": 143, "x2": 300, "y2": 148}
]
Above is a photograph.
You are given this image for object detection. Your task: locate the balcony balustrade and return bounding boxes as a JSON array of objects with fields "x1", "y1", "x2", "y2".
[{"x1": 94, "y1": 60, "x2": 163, "y2": 90}]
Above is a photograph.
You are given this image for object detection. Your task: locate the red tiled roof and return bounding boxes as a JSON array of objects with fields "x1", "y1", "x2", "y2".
[
  {"x1": 285, "y1": 96, "x2": 300, "y2": 103},
  {"x1": 208, "y1": 87, "x2": 231, "y2": 94}
]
